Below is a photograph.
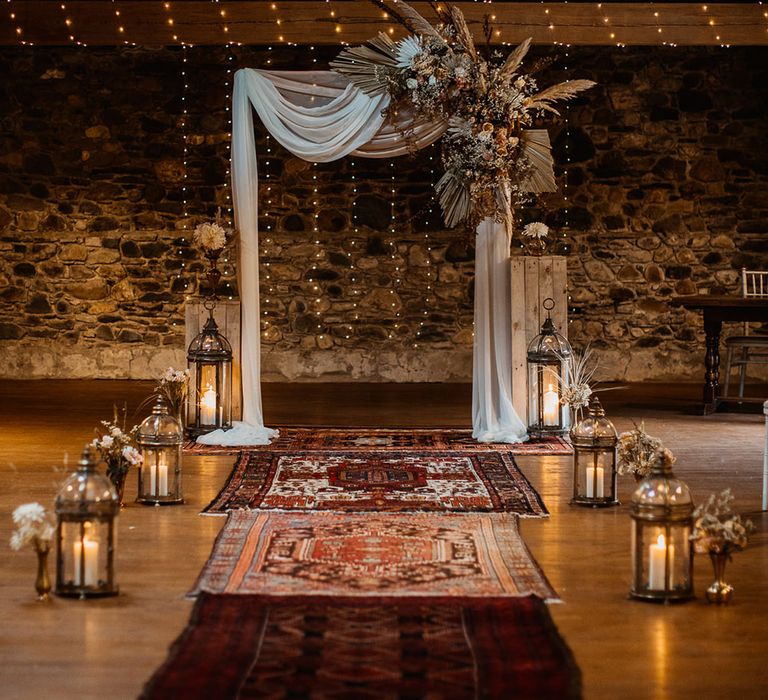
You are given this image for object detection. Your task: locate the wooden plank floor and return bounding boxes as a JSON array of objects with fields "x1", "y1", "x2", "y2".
[{"x1": 1, "y1": 380, "x2": 766, "y2": 699}]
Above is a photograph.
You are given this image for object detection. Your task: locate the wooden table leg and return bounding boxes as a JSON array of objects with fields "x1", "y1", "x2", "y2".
[{"x1": 703, "y1": 314, "x2": 722, "y2": 414}]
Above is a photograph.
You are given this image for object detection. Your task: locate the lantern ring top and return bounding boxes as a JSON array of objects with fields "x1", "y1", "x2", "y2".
[{"x1": 543, "y1": 297, "x2": 555, "y2": 312}]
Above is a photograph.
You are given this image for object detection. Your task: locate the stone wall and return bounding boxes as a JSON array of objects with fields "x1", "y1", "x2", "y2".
[{"x1": 1, "y1": 45, "x2": 766, "y2": 382}]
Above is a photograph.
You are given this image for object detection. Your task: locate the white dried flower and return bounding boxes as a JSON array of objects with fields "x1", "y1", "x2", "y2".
[
  {"x1": 162, "y1": 367, "x2": 189, "y2": 384},
  {"x1": 193, "y1": 222, "x2": 227, "y2": 252},
  {"x1": 396, "y1": 35, "x2": 423, "y2": 68},
  {"x1": 10, "y1": 502, "x2": 55, "y2": 551},
  {"x1": 122, "y1": 446, "x2": 143, "y2": 467},
  {"x1": 522, "y1": 221, "x2": 549, "y2": 239}
]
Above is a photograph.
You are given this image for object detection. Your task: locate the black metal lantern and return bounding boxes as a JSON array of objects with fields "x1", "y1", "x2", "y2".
[
  {"x1": 55, "y1": 446, "x2": 119, "y2": 598},
  {"x1": 571, "y1": 396, "x2": 619, "y2": 507},
  {"x1": 186, "y1": 307, "x2": 232, "y2": 437},
  {"x1": 527, "y1": 298, "x2": 572, "y2": 437},
  {"x1": 630, "y1": 457, "x2": 694, "y2": 602},
  {"x1": 136, "y1": 396, "x2": 184, "y2": 505}
]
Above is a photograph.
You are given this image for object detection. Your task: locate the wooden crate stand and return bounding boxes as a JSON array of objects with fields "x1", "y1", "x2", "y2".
[{"x1": 510, "y1": 256, "x2": 568, "y2": 426}]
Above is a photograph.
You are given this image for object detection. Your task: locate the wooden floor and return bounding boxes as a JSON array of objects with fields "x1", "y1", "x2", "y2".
[{"x1": 1, "y1": 380, "x2": 766, "y2": 699}]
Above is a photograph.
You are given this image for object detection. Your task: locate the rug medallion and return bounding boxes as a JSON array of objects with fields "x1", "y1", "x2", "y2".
[
  {"x1": 204, "y1": 449, "x2": 548, "y2": 516},
  {"x1": 190, "y1": 511, "x2": 558, "y2": 600}
]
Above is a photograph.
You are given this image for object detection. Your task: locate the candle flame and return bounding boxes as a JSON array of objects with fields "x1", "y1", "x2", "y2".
[
  {"x1": 657, "y1": 533, "x2": 666, "y2": 547},
  {"x1": 202, "y1": 385, "x2": 217, "y2": 409}
]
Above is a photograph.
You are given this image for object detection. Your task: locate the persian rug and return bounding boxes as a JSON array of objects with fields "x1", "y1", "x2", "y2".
[
  {"x1": 203, "y1": 449, "x2": 548, "y2": 517},
  {"x1": 184, "y1": 426, "x2": 572, "y2": 455},
  {"x1": 189, "y1": 511, "x2": 558, "y2": 600},
  {"x1": 141, "y1": 593, "x2": 580, "y2": 700}
]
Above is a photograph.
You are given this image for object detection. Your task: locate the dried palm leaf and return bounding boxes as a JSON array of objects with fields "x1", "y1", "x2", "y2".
[
  {"x1": 436, "y1": 169, "x2": 471, "y2": 228},
  {"x1": 449, "y1": 4, "x2": 478, "y2": 61},
  {"x1": 527, "y1": 79, "x2": 596, "y2": 116},
  {"x1": 330, "y1": 32, "x2": 399, "y2": 96},
  {"x1": 392, "y1": 0, "x2": 446, "y2": 42},
  {"x1": 499, "y1": 37, "x2": 532, "y2": 79},
  {"x1": 519, "y1": 130, "x2": 557, "y2": 193},
  {"x1": 428, "y1": 1, "x2": 451, "y2": 25}
]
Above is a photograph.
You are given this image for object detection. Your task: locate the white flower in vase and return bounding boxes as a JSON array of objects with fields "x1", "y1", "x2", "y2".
[{"x1": 522, "y1": 221, "x2": 549, "y2": 239}]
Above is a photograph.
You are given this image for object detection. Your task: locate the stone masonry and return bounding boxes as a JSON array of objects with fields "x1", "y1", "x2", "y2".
[{"x1": 1, "y1": 45, "x2": 767, "y2": 382}]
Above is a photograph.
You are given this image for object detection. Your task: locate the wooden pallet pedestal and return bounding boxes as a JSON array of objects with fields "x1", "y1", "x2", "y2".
[
  {"x1": 510, "y1": 256, "x2": 568, "y2": 426},
  {"x1": 185, "y1": 301, "x2": 242, "y2": 421}
]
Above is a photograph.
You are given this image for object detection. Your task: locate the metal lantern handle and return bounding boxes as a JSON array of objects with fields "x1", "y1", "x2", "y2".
[{"x1": 543, "y1": 297, "x2": 555, "y2": 316}]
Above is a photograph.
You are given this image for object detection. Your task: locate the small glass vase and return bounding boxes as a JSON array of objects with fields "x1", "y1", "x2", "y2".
[
  {"x1": 524, "y1": 237, "x2": 548, "y2": 257},
  {"x1": 35, "y1": 544, "x2": 51, "y2": 602},
  {"x1": 204, "y1": 249, "x2": 223, "y2": 298},
  {"x1": 107, "y1": 465, "x2": 128, "y2": 507},
  {"x1": 706, "y1": 551, "x2": 734, "y2": 604}
]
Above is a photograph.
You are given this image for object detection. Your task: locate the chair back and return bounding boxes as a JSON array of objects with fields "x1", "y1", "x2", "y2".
[{"x1": 742, "y1": 269, "x2": 768, "y2": 298}]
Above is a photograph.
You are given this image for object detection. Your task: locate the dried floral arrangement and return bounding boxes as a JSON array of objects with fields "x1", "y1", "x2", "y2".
[
  {"x1": 617, "y1": 423, "x2": 675, "y2": 480},
  {"x1": 691, "y1": 489, "x2": 755, "y2": 557},
  {"x1": 522, "y1": 221, "x2": 549, "y2": 240},
  {"x1": 193, "y1": 221, "x2": 227, "y2": 254},
  {"x1": 156, "y1": 367, "x2": 190, "y2": 419},
  {"x1": 91, "y1": 405, "x2": 142, "y2": 492},
  {"x1": 556, "y1": 345, "x2": 596, "y2": 417},
  {"x1": 331, "y1": 1, "x2": 595, "y2": 227},
  {"x1": 10, "y1": 502, "x2": 55, "y2": 553}
]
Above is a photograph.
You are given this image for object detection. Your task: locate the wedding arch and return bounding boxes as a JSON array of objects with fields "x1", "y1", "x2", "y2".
[{"x1": 198, "y1": 2, "x2": 593, "y2": 447}]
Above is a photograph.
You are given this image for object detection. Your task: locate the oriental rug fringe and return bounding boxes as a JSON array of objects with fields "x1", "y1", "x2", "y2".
[
  {"x1": 184, "y1": 427, "x2": 572, "y2": 455},
  {"x1": 189, "y1": 511, "x2": 558, "y2": 601},
  {"x1": 141, "y1": 593, "x2": 580, "y2": 700},
  {"x1": 203, "y1": 449, "x2": 548, "y2": 517}
]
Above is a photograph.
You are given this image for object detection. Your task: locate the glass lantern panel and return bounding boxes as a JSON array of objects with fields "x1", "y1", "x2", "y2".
[
  {"x1": 541, "y1": 365, "x2": 561, "y2": 427},
  {"x1": 575, "y1": 449, "x2": 610, "y2": 499},
  {"x1": 529, "y1": 362, "x2": 564, "y2": 430},
  {"x1": 634, "y1": 522, "x2": 691, "y2": 593},
  {"x1": 218, "y1": 362, "x2": 231, "y2": 427},
  {"x1": 198, "y1": 363, "x2": 219, "y2": 427},
  {"x1": 139, "y1": 446, "x2": 181, "y2": 500},
  {"x1": 59, "y1": 519, "x2": 112, "y2": 588},
  {"x1": 187, "y1": 361, "x2": 200, "y2": 426}
]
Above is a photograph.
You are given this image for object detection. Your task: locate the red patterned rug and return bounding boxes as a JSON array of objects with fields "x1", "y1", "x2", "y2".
[
  {"x1": 184, "y1": 427, "x2": 572, "y2": 455},
  {"x1": 189, "y1": 511, "x2": 558, "y2": 600},
  {"x1": 204, "y1": 449, "x2": 548, "y2": 516},
  {"x1": 141, "y1": 593, "x2": 580, "y2": 700}
]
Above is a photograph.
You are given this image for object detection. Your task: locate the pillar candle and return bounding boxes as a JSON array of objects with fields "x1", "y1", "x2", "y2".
[
  {"x1": 200, "y1": 385, "x2": 217, "y2": 425},
  {"x1": 586, "y1": 466, "x2": 604, "y2": 498},
  {"x1": 158, "y1": 462, "x2": 168, "y2": 497},
  {"x1": 146, "y1": 463, "x2": 156, "y2": 496},
  {"x1": 648, "y1": 533, "x2": 674, "y2": 590},
  {"x1": 73, "y1": 538, "x2": 99, "y2": 586},
  {"x1": 542, "y1": 384, "x2": 559, "y2": 425}
]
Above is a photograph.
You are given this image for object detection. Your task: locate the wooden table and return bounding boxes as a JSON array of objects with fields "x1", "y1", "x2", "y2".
[{"x1": 671, "y1": 295, "x2": 768, "y2": 414}]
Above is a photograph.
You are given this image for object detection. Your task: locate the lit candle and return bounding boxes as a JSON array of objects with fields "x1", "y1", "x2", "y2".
[
  {"x1": 542, "y1": 383, "x2": 559, "y2": 425},
  {"x1": 146, "y1": 461, "x2": 156, "y2": 496},
  {"x1": 158, "y1": 455, "x2": 169, "y2": 497},
  {"x1": 648, "y1": 533, "x2": 674, "y2": 590},
  {"x1": 585, "y1": 466, "x2": 604, "y2": 498},
  {"x1": 200, "y1": 385, "x2": 217, "y2": 425},
  {"x1": 73, "y1": 537, "x2": 99, "y2": 586}
]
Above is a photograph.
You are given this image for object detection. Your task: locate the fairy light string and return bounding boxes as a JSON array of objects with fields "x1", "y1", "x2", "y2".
[
  {"x1": 220, "y1": 40, "x2": 236, "y2": 300},
  {"x1": 172, "y1": 42, "x2": 191, "y2": 320},
  {"x1": 59, "y1": 2, "x2": 85, "y2": 46},
  {"x1": 7, "y1": 0, "x2": 31, "y2": 45}
]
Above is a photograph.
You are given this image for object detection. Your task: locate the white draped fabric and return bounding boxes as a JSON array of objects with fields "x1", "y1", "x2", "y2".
[
  {"x1": 198, "y1": 67, "x2": 527, "y2": 445},
  {"x1": 472, "y1": 219, "x2": 528, "y2": 443}
]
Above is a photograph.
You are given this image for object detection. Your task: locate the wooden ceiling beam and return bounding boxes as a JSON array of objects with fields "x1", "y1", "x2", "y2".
[{"x1": 2, "y1": 2, "x2": 767, "y2": 47}]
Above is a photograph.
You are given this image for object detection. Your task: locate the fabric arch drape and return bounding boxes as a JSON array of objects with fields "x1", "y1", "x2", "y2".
[{"x1": 198, "y1": 67, "x2": 527, "y2": 445}]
